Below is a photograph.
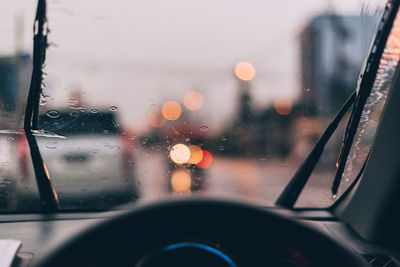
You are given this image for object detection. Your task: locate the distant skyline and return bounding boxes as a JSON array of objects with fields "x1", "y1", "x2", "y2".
[{"x1": 2, "y1": 0, "x2": 384, "y2": 132}]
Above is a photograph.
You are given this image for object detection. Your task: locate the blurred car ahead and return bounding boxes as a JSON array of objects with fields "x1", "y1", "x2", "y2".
[{"x1": 5, "y1": 110, "x2": 139, "y2": 210}]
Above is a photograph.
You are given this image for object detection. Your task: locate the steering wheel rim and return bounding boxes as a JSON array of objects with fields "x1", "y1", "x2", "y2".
[{"x1": 35, "y1": 198, "x2": 368, "y2": 267}]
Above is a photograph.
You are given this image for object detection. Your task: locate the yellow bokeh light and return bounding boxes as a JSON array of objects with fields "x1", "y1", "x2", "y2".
[
  {"x1": 161, "y1": 101, "x2": 182, "y2": 121},
  {"x1": 148, "y1": 108, "x2": 166, "y2": 128},
  {"x1": 183, "y1": 91, "x2": 203, "y2": 111},
  {"x1": 170, "y1": 143, "x2": 191, "y2": 164},
  {"x1": 188, "y1": 145, "x2": 203, "y2": 164},
  {"x1": 234, "y1": 61, "x2": 256, "y2": 81},
  {"x1": 274, "y1": 97, "x2": 293, "y2": 115},
  {"x1": 171, "y1": 169, "x2": 191, "y2": 193}
]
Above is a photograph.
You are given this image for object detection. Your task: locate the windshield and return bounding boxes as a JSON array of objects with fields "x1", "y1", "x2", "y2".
[{"x1": 0, "y1": 0, "x2": 387, "y2": 212}]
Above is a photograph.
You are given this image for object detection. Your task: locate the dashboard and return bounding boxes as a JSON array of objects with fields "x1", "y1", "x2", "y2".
[{"x1": 0, "y1": 205, "x2": 399, "y2": 267}]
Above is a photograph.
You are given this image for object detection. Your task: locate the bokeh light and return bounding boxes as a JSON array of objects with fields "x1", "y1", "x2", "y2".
[
  {"x1": 183, "y1": 90, "x2": 203, "y2": 111},
  {"x1": 170, "y1": 143, "x2": 191, "y2": 164},
  {"x1": 196, "y1": 150, "x2": 213, "y2": 169},
  {"x1": 148, "y1": 108, "x2": 166, "y2": 128},
  {"x1": 274, "y1": 97, "x2": 293, "y2": 115},
  {"x1": 161, "y1": 101, "x2": 182, "y2": 121},
  {"x1": 171, "y1": 169, "x2": 191, "y2": 193},
  {"x1": 188, "y1": 145, "x2": 203, "y2": 164},
  {"x1": 234, "y1": 61, "x2": 256, "y2": 81}
]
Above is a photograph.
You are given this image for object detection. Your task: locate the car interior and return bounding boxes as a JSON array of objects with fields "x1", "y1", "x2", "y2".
[{"x1": 1, "y1": 0, "x2": 400, "y2": 266}]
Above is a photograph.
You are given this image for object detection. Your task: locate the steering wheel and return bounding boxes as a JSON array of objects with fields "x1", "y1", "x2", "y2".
[{"x1": 35, "y1": 198, "x2": 368, "y2": 267}]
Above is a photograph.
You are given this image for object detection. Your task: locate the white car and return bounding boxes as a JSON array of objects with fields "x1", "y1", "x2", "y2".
[{"x1": 3, "y1": 110, "x2": 138, "y2": 210}]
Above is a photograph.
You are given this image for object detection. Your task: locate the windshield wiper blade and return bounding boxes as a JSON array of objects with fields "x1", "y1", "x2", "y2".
[
  {"x1": 331, "y1": 1, "x2": 399, "y2": 196},
  {"x1": 24, "y1": 0, "x2": 59, "y2": 212},
  {"x1": 275, "y1": 91, "x2": 356, "y2": 208}
]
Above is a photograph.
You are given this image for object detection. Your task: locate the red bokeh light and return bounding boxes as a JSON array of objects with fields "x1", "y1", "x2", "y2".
[{"x1": 196, "y1": 150, "x2": 213, "y2": 169}]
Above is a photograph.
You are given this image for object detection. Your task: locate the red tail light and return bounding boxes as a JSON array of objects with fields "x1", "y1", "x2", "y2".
[
  {"x1": 16, "y1": 135, "x2": 29, "y2": 181},
  {"x1": 120, "y1": 129, "x2": 136, "y2": 179}
]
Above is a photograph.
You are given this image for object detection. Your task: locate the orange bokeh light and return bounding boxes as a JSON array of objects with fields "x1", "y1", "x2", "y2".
[
  {"x1": 234, "y1": 61, "x2": 256, "y2": 81},
  {"x1": 196, "y1": 150, "x2": 213, "y2": 169},
  {"x1": 171, "y1": 169, "x2": 191, "y2": 193},
  {"x1": 274, "y1": 98, "x2": 293, "y2": 115},
  {"x1": 183, "y1": 91, "x2": 203, "y2": 111},
  {"x1": 148, "y1": 108, "x2": 166, "y2": 128},
  {"x1": 188, "y1": 145, "x2": 203, "y2": 164},
  {"x1": 161, "y1": 101, "x2": 182, "y2": 121}
]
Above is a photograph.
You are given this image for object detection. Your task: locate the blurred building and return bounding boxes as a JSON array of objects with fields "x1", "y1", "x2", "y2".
[
  {"x1": 300, "y1": 14, "x2": 379, "y2": 116},
  {"x1": 0, "y1": 54, "x2": 31, "y2": 128}
]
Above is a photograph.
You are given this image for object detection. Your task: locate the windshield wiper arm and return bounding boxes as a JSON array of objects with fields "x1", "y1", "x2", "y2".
[
  {"x1": 24, "y1": 0, "x2": 59, "y2": 212},
  {"x1": 275, "y1": 91, "x2": 356, "y2": 208}
]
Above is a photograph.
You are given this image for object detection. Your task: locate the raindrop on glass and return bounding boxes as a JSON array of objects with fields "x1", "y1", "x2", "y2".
[
  {"x1": 46, "y1": 142, "x2": 57, "y2": 149},
  {"x1": 47, "y1": 110, "x2": 60, "y2": 119},
  {"x1": 103, "y1": 142, "x2": 111, "y2": 147},
  {"x1": 6, "y1": 137, "x2": 15, "y2": 142},
  {"x1": 39, "y1": 99, "x2": 47, "y2": 106},
  {"x1": 109, "y1": 106, "x2": 118, "y2": 111},
  {"x1": 200, "y1": 126, "x2": 209, "y2": 132},
  {"x1": 90, "y1": 108, "x2": 98, "y2": 114},
  {"x1": 70, "y1": 111, "x2": 80, "y2": 117}
]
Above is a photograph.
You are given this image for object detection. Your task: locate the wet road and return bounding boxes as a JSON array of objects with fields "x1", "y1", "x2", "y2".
[{"x1": 135, "y1": 150, "x2": 336, "y2": 208}]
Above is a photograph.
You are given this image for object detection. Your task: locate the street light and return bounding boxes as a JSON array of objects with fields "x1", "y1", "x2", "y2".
[{"x1": 234, "y1": 61, "x2": 256, "y2": 81}]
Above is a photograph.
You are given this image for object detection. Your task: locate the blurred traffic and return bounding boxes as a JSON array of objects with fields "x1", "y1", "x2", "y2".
[{"x1": 0, "y1": 1, "x2": 383, "y2": 211}]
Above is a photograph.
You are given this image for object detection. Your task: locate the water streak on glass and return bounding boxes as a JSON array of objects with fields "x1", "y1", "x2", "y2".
[{"x1": 341, "y1": 10, "x2": 400, "y2": 190}]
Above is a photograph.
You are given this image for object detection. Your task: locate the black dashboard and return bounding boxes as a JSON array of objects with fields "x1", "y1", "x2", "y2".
[{"x1": 1, "y1": 206, "x2": 398, "y2": 267}]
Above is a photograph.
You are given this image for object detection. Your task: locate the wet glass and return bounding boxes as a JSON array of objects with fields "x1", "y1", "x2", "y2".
[
  {"x1": 0, "y1": 0, "x2": 387, "y2": 211},
  {"x1": 337, "y1": 7, "x2": 400, "y2": 196}
]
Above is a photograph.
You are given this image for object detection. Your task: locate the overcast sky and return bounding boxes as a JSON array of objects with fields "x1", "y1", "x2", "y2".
[{"x1": 1, "y1": 0, "x2": 384, "y2": 132}]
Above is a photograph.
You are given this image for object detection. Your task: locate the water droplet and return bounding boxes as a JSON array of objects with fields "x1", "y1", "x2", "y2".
[
  {"x1": 109, "y1": 106, "x2": 118, "y2": 111},
  {"x1": 91, "y1": 149, "x2": 100, "y2": 154},
  {"x1": 103, "y1": 130, "x2": 109, "y2": 134},
  {"x1": 1, "y1": 162, "x2": 9, "y2": 167},
  {"x1": 46, "y1": 142, "x2": 57, "y2": 149},
  {"x1": 220, "y1": 136, "x2": 228, "y2": 141},
  {"x1": 39, "y1": 99, "x2": 47, "y2": 106},
  {"x1": 304, "y1": 88, "x2": 310, "y2": 92},
  {"x1": 331, "y1": 194, "x2": 337, "y2": 199},
  {"x1": 185, "y1": 138, "x2": 190, "y2": 142},
  {"x1": 7, "y1": 137, "x2": 15, "y2": 142},
  {"x1": 90, "y1": 108, "x2": 98, "y2": 113},
  {"x1": 218, "y1": 146, "x2": 225, "y2": 151},
  {"x1": 47, "y1": 110, "x2": 60, "y2": 119},
  {"x1": 200, "y1": 126, "x2": 208, "y2": 131},
  {"x1": 69, "y1": 111, "x2": 80, "y2": 117}
]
